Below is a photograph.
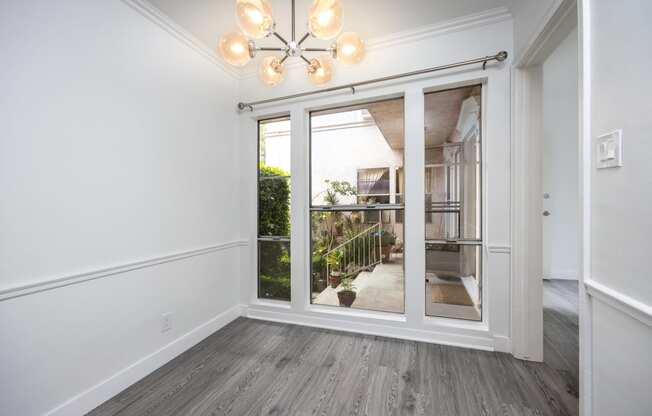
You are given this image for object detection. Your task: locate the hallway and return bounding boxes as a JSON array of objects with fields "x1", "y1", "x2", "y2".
[{"x1": 543, "y1": 279, "x2": 579, "y2": 400}]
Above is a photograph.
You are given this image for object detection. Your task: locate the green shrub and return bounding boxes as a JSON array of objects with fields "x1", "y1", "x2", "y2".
[
  {"x1": 258, "y1": 164, "x2": 290, "y2": 236},
  {"x1": 259, "y1": 274, "x2": 290, "y2": 300}
]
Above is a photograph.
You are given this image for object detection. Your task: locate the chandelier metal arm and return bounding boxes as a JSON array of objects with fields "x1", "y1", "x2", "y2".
[
  {"x1": 299, "y1": 55, "x2": 312, "y2": 65},
  {"x1": 256, "y1": 47, "x2": 287, "y2": 52},
  {"x1": 298, "y1": 32, "x2": 311, "y2": 46},
  {"x1": 303, "y1": 47, "x2": 331, "y2": 52},
  {"x1": 272, "y1": 31, "x2": 290, "y2": 46}
]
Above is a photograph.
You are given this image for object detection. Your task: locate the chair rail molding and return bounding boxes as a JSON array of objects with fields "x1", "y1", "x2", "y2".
[
  {"x1": 0, "y1": 240, "x2": 248, "y2": 302},
  {"x1": 584, "y1": 279, "x2": 652, "y2": 328},
  {"x1": 487, "y1": 244, "x2": 511, "y2": 254}
]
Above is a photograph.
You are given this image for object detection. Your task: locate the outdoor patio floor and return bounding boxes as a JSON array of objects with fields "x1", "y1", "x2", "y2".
[{"x1": 312, "y1": 262, "x2": 405, "y2": 313}]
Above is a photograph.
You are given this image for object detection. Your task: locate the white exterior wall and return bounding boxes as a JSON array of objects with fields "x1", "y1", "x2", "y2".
[{"x1": 0, "y1": 1, "x2": 242, "y2": 415}]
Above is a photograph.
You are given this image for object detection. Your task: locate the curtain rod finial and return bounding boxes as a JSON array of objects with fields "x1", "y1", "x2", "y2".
[{"x1": 237, "y1": 102, "x2": 253, "y2": 111}]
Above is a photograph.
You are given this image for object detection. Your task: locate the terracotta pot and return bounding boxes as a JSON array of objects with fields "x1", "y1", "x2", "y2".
[
  {"x1": 328, "y1": 273, "x2": 342, "y2": 288},
  {"x1": 337, "y1": 290, "x2": 356, "y2": 307}
]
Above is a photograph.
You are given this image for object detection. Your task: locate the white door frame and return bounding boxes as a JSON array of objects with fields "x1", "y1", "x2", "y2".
[{"x1": 510, "y1": 0, "x2": 580, "y2": 359}]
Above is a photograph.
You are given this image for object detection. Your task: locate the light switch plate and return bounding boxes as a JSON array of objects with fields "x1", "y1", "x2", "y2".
[{"x1": 596, "y1": 129, "x2": 623, "y2": 169}]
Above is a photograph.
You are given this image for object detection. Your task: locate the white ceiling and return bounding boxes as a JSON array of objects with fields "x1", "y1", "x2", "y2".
[{"x1": 148, "y1": 0, "x2": 512, "y2": 52}]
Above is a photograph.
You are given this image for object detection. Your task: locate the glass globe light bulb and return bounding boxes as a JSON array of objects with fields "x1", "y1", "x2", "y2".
[
  {"x1": 236, "y1": 0, "x2": 274, "y2": 38},
  {"x1": 308, "y1": 55, "x2": 333, "y2": 85},
  {"x1": 308, "y1": 0, "x2": 343, "y2": 40},
  {"x1": 218, "y1": 31, "x2": 252, "y2": 67},
  {"x1": 335, "y1": 32, "x2": 365, "y2": 65},
  {"x1": 259, "y1": 56, "x2": 284, "y2": 86}
]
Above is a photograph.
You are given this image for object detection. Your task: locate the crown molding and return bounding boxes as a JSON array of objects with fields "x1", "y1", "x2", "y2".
[
  {"x1": 240, "y1": 7, "x2": 512, "y2": 80},
  {"x1": 367, "y1": 7, "x2": 511, "y2": 51},
  {"x1": 119, "y1": 0, "x2": 241, "y2": 79}
]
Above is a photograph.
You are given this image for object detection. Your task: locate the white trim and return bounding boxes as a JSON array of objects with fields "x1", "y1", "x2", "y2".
[
  {"x1": 119, "y1": 0, "x2": 240, "y2": 79},
  {"x1": 240, "y1": 7, "x2": 512, "y2": 79},
  {"x1": 0, "y1": 240, "x2": 248, "y2": 301},
  {"x1": 543, "y1": 271, "x2": 578, "y2": 280},
  {"x1": 368, "y1": 8, "x2": 511, "y2": 52},
  {"x1": 493, "y1": 335, "x2": 512, "y2": 352},
  {"x1": 510, "y1": 0, "x2": 579, "y2": 364},
  {"x1": 578, "y1": 1, "x2": 593, "y2": 413},
  {"x1": 584, "y1": 279, "x2": 652, "y2": 328},
  {"x1": 487, "y1": 245, "x2": 511, "y2": 254},
  {"x1": 510, "y1": 64, "x2": 545, "y2": 362},
  {"x1": 242, "y1": 304, "x2": 495, "y2": 351},
  {"x1": 44, "y1": 304, "x2": 242, "y2": 416},
  {"x1": 515, "y1": 0, "x2": 574, "y2": 66}
]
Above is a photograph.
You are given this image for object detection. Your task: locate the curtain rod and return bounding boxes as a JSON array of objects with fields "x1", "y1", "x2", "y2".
[{"x1": 237, "y1": 50, "x2": 507, "y2": 111}]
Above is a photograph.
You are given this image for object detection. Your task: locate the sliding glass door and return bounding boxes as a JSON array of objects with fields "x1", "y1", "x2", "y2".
[
  {"x1": 257, "y1": 117, "x2": 291, "y2": 301},
  {"x1": 309, "y1": 98, "x2": 405, "y2": 313}
]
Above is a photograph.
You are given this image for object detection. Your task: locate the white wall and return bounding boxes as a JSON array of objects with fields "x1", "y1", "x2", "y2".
[
  {"x1": 584, "y1": 1, "x2": 652, "y2": 414},
  {"x1": 542, "y1": 28, "x2": 579, "y2": 280},
  {"x1": 0, "y1": 1, "x2": 242, "y2": 415}
]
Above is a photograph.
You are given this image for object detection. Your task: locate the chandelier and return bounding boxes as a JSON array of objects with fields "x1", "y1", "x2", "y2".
[{"x1": 218, "y1": 0, "x2": 365, "y2": 86}]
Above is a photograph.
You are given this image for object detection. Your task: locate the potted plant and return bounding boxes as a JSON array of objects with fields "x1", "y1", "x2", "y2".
[
  {"x1": 326, "y1": 250, "x2": 343, "y2": 288},
  {"x1": 380, "y1": 230, "x2": 396, "y2": 262},
  {"x1": 337, "y1": 276, "x2": 357, "y2": 307}
]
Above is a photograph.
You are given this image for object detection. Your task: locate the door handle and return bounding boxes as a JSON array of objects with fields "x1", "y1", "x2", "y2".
[{"x1": 543, "y1": 210, "x2": 551, "y2": 216}]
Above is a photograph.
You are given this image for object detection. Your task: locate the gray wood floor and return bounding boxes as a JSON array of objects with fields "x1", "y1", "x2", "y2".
[{"x1": 89, "y1": 281, "x2": 578, "y2": 416}]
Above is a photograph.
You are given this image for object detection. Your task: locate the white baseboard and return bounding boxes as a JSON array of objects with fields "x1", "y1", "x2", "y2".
[
  {"x1": 493, "y1": 335, "x2": 512, "y2": 354},
  {"x1": 45, "y1": 304, "x2": 242, "y2": 416},
  {"x1": 242, "y1": 304, "x2": 496, "y2": 351},
  {"x1": 543, "y1": 271, "x2": 578, "y2": 280}
]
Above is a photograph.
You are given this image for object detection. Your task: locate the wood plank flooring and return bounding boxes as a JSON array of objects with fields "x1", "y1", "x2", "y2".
[{"x1": 89, "y1": 281, "x2": 579, "y2": 416}]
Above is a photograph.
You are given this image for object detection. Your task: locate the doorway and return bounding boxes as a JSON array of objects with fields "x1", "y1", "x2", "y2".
[
  {"x1": 541, "y1": 26, "x2": 580, "y2": 401},
  {"x1": 511, "y1": 0, "x2": 581, "y2": 414}
]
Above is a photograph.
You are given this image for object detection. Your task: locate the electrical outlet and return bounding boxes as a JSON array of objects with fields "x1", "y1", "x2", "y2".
[{"x1": 161, "y1": 312, "x2": 172, "y2": 333}]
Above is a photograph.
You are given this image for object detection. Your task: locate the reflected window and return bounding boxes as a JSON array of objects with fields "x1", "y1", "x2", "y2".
[{"x1": 424, "y1": 85, "x2": 483, "y2": 321}]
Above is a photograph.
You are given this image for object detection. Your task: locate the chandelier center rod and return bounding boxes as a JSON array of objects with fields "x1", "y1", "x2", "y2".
[{"x1": 291, "y1": 0, "x2": 296, "y2": 42}]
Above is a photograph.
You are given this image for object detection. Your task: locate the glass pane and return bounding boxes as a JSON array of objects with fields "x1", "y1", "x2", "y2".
[
  {"x1": 259, "y1": 117, "x2": 291, "y2": 238},
  {"x1": 425, "y1": 243, "x2": 482, "y2": 321},
  {"x1": 258, "y1": 240, "x2": 291, "y2": 301},
  {"x1": 310, "y1": 98, "x2": 404, "y2": 207},
  {"x1": 424, "y1": 85, "x2": 482, "y2": 241},
  {"x1": 310, "y1": 209, "x2": 404, "y2": 314},
  {"x1": 258, "y1": 117, "x2": 291, "y2": 301},
  {"x1": 258, "y1": 176, "x2": 291, "y2": 236}
]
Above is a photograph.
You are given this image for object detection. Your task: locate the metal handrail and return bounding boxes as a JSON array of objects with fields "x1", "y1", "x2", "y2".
[{"x1": 324, "y1": 222, "x2": 382, "y2": 281}]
